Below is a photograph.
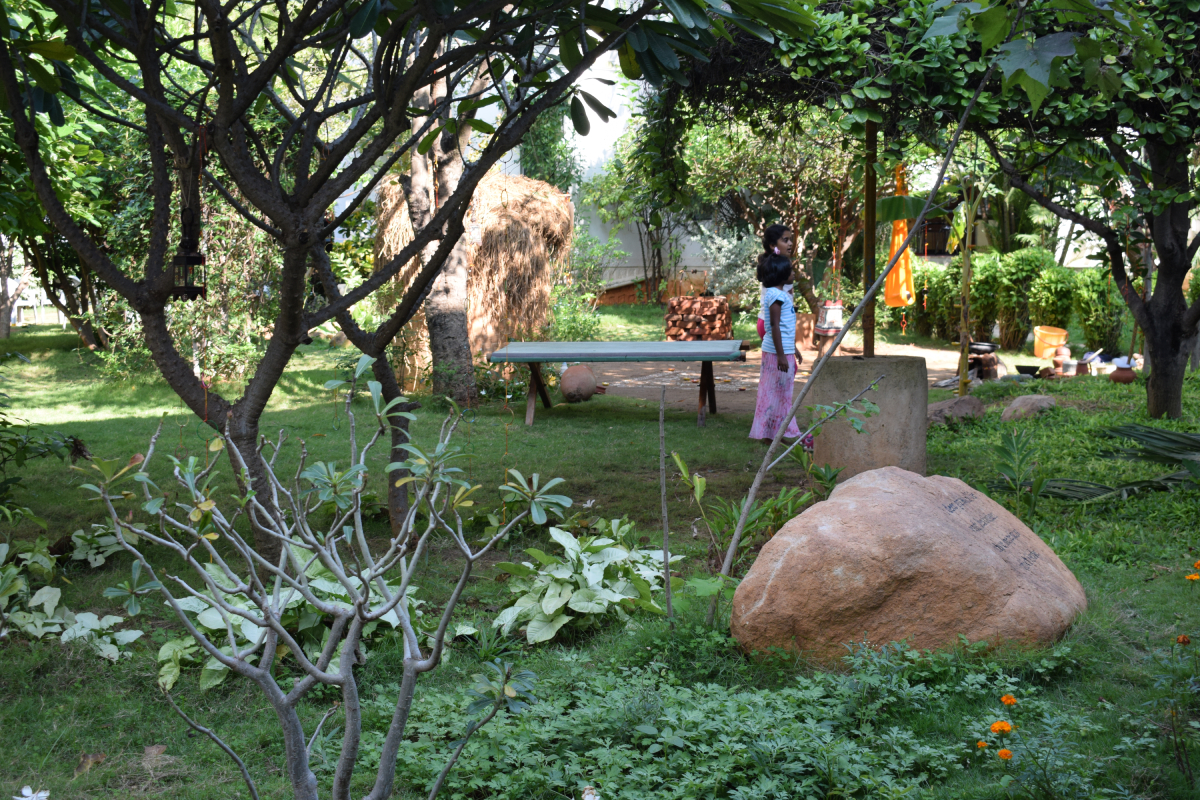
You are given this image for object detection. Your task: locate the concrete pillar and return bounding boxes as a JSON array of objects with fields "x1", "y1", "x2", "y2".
[{"x1": 805, "y1": 355, "x2": 927, "y2": 481}]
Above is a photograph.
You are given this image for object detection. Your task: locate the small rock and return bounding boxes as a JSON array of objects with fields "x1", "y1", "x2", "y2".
[
  {"x1": 1001, "y1": 394, "x2": 1056, "y2": 421},
  {"x1": 927, "y1": 396, "x2": 985, "y2": 426},
  {"x1": 560, "y1": 365, "x2": 597, "y2": 402},
  {"x1": 730, "y1": 467, "x2": 1087, "y2": 663}
]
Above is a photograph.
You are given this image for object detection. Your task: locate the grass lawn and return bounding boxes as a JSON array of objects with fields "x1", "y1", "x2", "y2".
[
  {"x1": 3, "y1": 325, "x2": 1200, "y2": 799},
  {"x1": 596, "y1": 303, "x2": 761, "y2": 343}
]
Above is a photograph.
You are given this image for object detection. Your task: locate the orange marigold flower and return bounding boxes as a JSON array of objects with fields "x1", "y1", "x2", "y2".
[
  {"x1": 977, "y1": 741, "x2": 988, "y2": 749},
  {"x1": 990, "y1": 720, "x2": 1013, "y2": 735},
  {"x1": 1193, "y1": 560, "x2": 1200, "y2": 569},
  {"x1": 1000, "y1": 694, "x2": 1017, "y2": 706},
  {"x1": 998, "y1": 749, "x2": 1013, "y2": 761},
  {"x1": 1187, "y1": 574, "x2": 1200, "y2": 581},
  {"x1": 1179, "y1": 634, "x2": 1191, "y2": 645}
]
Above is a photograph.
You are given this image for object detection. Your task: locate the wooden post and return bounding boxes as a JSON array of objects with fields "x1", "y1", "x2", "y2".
[
  {"x1": 659, "y1": 387, "x2": 673, "y2": 625},
  {"x1": 863, "y1": 120, "x2": 877, "y2": 358},
  {"x1": 957, "y1": 187, "x2": 977, "y2": 398}
]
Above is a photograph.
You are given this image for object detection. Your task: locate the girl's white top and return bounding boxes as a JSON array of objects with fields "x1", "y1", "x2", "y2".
[
  {"x1": 758, "y1": 283, "x2": 794, "y2": 319},
  {"x1": 761, "y1": 286, "x2": 795, "y2": 355}
]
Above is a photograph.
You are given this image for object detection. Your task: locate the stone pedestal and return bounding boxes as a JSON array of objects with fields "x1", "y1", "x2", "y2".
[{"x1": 806, "y1": 355, "x2": 927, "y2": 481}]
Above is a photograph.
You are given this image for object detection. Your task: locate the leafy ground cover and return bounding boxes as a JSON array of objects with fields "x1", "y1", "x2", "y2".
[{"x1": 2, "y1": 325, "x2": 1199, "y2": 799}]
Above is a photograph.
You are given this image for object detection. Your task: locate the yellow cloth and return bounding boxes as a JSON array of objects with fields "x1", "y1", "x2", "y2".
[{"x1": 885, "y1": 165, "x2": 916, "y2": 308}]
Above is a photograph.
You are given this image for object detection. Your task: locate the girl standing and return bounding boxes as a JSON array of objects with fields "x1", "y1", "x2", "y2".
[
  {"x1": 756, "y1": 225, "x2": 794, "y2": 339},
  {"x1": 750, "y1": 253, "x2": 803, "y2": 442}
]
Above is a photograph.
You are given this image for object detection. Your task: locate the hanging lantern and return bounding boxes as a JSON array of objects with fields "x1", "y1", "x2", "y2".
[
  {"x1": 814, "y1": 299, "x2": 844, "y2": 337},
  {"x1": 171, "y1": 249, "x2": 207, "y2": 301},
  {"x1": 170, "y1": 125, "x2": 209, "y2": 302}
]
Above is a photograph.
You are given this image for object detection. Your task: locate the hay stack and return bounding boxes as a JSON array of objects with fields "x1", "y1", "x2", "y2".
[{"x1": 374, "y1": 170, "x2": 573, "y2": 392}]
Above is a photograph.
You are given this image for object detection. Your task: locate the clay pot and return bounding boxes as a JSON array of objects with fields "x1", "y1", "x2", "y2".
[
  {"x1": 1052, "y1": 355, "x2": 1065, "y2": 375},
  {"x1": 1110, "y1": 366, "x2": 1136, "y2": 385},
  {"x1": 560, "y1": 365, "x2": 597, "y2": 402},
  {"x1": 1075, "y1": 362, "x2": 1088, "y2": 376},
  {"x1": 1054, "y1": 345, "x2": 1072, "y2": 359}
]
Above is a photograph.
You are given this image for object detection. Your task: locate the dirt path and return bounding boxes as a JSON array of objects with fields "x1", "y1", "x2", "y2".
[{"x1": 586, "y1": 339, "x2": 964, "y2": 414}]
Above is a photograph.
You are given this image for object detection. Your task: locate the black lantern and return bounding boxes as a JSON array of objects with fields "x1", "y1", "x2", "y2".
[
  {"x1": 171, "y1": 249, "x2": 207, "y2": 301},
  {"x1": 170, "y1": 127, "x2": 209, "y2": 302}
]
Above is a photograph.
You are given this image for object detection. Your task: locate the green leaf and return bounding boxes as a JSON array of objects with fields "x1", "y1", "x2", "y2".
[
  {"x1": 567, "y1": 587, "x2": 607, "y2": 614},
  {"x1": 996, "y1": 32, "x2": 1078, "y2": 88},
  {"x1": 157, "y1": 658, "x2": 181, "y2": 691},
  {"x1": 569, "y1": 95, "x2": 590, "y2": 136},
  {"x1": 579, "y1": 90, "x2": 616, "y2": 122},
  {"x1": 199, "y1": 663, "x2": 228, "y2": 690},
  {"x1": 559, "y1": 28, "x2": 583, "y2": 70},
  {"x1": 540, "y1": 581, "x2": 573, "y2": 616},
  {"x1": 495, "y1": 561, "x2": 536, "y2": 577},
  {"x1": 921, "y1": 10, "x2": 963, "y2": 43},
  {"x1": 974, "y1": 4, "x2": 1009, "y2": 53},
  {"x1": 523, "y1": 548, "x2": 559, "y2": 566},
  {"x1": 25, "y1": 59, "x2": 61, "y2": 94},
  {"x1": 876, "y1": 195, "x2": 929, "y2": 222},
  {"x1": 617, "y1": 41, "x2": 642, "y2": 79},
  {"x1": 27, "y1": 40, "x2": 77, "y2": 61},
  {"x1": 525, "y1": 611, "x2": 571, "y2": 644},
  {"x1": 349, "y1": 0, "x2": 380, "y2": 39}
]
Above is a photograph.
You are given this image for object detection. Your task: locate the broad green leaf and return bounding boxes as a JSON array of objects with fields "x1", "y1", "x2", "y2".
[
  {"x1": 525, "y1": 611, "x2": 571, "y2": 643},
  {"x1": 494, "y1": 561, "x2": 535, "y2": 577},
  {"x1": 157, "y1": 658, "x2": 181, "y2": 691},
  {"x1": 199, "y1": 662, "x2": 229, "y2": 690},
  {"x1": 30, "y1": 586, "x2": 61, "y2": 616},
  {"x1": 876, "y1": 195, "x2": 929, "y2": 222},
  {"x1": 541, "y1": 581, "x2": 573, "y2": 616},
  {"x1": 973, "y1": 4, "x2": 1009, "y2": 52},
  {"x1": 112, "y1": 629, "x2": 143, "y2": 645},
  {"x1": 27, "y1": 39, "x2": 77, "y2": 61},
  {"x1": 996, "y1": 32, "x2": 1078, "y2": 88},
  {"x1": 548, "y1": 527, "x2": 582, "y2": 558},
  {"x1": 523, "y1": 548, "x2": 559, "y2": 566},
  {"x1": 567, "y1": 588, "x2": 607, "y2": 614},
  {"x1": 920, "y1": 10, "x2": 963, "y2": 42}
]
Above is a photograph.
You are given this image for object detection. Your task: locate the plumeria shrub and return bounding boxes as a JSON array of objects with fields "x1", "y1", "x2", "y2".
[
  {"x1": 85, "y1": 355, "x2": 569, "y2": 800},
  {"x1": 493, "y1": 520, "x2": 682, "y2": 643}
]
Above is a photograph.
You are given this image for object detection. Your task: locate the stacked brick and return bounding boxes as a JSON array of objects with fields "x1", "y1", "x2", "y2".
[{"x1": 664, "y1": 296, "x2": 732, "y2": 341}]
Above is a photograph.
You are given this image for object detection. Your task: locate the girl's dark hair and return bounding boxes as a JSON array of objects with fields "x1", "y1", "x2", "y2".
[
  {"x1": 758, "y1": 254, "x2": 792, "y2": 288},
  {"x1": 757, "y1": 224, "x2": 790, "y2": 272}
]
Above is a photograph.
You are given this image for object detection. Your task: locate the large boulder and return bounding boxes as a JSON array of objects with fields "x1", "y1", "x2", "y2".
[
  {"x1": 1001, "y1": 394, "x2": 1056, "y2": 421},
  {"x1": 927, "y1": 395, "x2": 985, "y2": 426},
  {"x1": 731, "y1": 467, "x2": 1086, "y2": 662},
  {"x1": 560, "y1": 364, "x2": 597, "y2": 402}
]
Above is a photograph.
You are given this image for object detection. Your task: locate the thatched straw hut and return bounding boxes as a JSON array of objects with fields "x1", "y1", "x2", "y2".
[{"x1": 374, "y1": 171, "x2": 573, "y2": 392}]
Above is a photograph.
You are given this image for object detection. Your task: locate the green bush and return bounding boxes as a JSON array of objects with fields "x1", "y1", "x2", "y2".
[
  {"x1": 1029, "y1": 264, "x2": 1077, "y2": 329},
  {"x1": 1187, "y1": 268, "x2": 1199, "y2": 308},
  {"x1": 1074, "y1": 268, "x2": 1127, "y2": 353},
  {"x1": 968, "y1": 251, "x2": 1002, "y2": 342},
  {"x1": 547, "y1": 287, "x2": 601, "y2": 341},
  {"x1": 911, "y1": 259, "x2": 962, "y2": 342},
  {"x1": 995, "y1": 247, "x2": 1055, "y2": 349}
]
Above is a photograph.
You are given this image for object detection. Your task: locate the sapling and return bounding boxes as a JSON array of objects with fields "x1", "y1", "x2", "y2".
[{"x1": 86, "y1": 355, "x2": 567, "y2": 800}]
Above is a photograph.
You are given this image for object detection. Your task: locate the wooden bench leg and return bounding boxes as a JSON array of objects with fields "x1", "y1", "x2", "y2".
[
  {"x1": 700, "y1": 362, "x2": 710, "y2": 412},
  {"x1": 697, "y1": 361, "x2": 715, "y2": 427},
  {"x1": 526, "y1": 363, "x2": 552, "y2": 426}
]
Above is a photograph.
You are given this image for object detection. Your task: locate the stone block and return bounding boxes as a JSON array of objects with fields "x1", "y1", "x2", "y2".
[{"x1": 807, "y1": 356, "x2": 928, "y2": 481}]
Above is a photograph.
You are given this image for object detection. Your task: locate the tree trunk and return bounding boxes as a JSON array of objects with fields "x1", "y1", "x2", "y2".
[
  {"x1": 425, "y1": 240, "x2": 475, "y2": 401},
  {"x1": 370, "y1": 354, "x2": 419, "y2": 537},
  {"x1": 1139, "y1": 139, "x2": 1200, "y2": 419}
]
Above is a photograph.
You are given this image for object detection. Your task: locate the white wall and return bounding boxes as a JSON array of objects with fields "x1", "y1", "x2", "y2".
[{"x1": 553, "y1": 53, "x2": 713, "y2": 287}]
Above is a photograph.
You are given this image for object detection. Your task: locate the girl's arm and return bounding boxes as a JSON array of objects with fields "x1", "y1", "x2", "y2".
[{"x1": 769, "y1": 300, "x2": 787, "y2": 372}]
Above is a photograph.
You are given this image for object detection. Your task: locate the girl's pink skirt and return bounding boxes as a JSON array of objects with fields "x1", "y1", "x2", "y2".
[{"x1": 749, "y1": 352, "x2": 802, "y2": 440}]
